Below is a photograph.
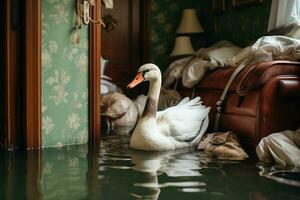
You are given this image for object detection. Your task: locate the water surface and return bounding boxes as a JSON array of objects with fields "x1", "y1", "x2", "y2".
[{"x1": 1, "y1": 134, "x2": 300, "y2": 200}]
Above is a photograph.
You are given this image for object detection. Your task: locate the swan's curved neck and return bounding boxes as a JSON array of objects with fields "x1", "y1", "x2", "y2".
[{"x1": 141, "y1": 75, "x2": 161, "y2": 118}]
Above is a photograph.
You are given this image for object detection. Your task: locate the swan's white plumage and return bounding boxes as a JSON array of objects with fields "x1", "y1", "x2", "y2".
[
  {"x1": 156, "y1": 97, "x2": 210, "y2": 142},
  {"x1": 129, "y1": 63, "x2": 210, "y2": 151}
]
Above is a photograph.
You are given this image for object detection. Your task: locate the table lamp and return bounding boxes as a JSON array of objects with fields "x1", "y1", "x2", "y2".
[
  {"x1": 176, "y1": 9, "x2": 204, "y2": 34},
  {"x1": 170, "y1": 36, "x2": 195, "y2": 57}
]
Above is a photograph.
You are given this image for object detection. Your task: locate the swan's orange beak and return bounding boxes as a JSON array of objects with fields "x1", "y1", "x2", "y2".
[{"x1": 127, "y1": 72, "x2": 144, "y2": 89}]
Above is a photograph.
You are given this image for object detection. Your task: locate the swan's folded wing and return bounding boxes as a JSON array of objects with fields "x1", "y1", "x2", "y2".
[{"x1": 156, "y1": 97, "x2": 210, "y2": 142}]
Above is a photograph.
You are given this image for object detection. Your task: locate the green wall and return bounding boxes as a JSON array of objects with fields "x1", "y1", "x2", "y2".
[
  {"x1": 150, "y1": 0, "x2": 272, "y2": 71},
  {"x1": 42, "y1": 0, "x2": 89, "y2": 147}
]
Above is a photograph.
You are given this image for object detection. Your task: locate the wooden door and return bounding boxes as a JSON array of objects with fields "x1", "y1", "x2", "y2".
[
  {"x1": 101, "y1": 0, "x2": 150, "y2": 94},
  {"x1": 0, "y1": 0, "x2": 6, "y2": 148},
  {"x1": 0, "y1": 0, "x2": 27, "y2": 148},
  {"x1": 0, "y1": 0, "x2": 101, "y2": 149}
]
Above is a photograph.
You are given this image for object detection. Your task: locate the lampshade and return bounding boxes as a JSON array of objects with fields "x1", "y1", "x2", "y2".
[
  {"x1": 170, "y1": 36, "x2": 195, "y2": 57},
  {"x1": 176, "y1": 9, "x2": 204, "y2": 34}
]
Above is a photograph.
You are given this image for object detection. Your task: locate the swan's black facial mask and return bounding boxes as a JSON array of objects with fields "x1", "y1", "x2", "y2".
[
  {"x1": 128, "y1": 69, "x2": 152, "y2": 89},
  {"x1": 142, "y1": 69, "x2": 151, "y2": 78}
]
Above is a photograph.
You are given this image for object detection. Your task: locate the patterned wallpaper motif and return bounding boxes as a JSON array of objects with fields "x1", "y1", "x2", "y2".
[
  {"x1": 42, "y1": 0, "x2": 89, "y2": 147},
  {"x1": 150, "y1": 0, "x2": 271, "y2": 71}
]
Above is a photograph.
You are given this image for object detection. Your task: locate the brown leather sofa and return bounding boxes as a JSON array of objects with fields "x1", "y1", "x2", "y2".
[{"x1": 177, "y1": 61, "x2": 300, "y2": 150}]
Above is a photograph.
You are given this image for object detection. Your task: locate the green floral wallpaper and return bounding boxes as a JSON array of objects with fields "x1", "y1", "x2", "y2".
[
  {"x1": 42, "y1": 0, "x2": 89, "y2": 147},
  {"x1": 150, "y1": 0, "x2": 272, "y2": 71}
]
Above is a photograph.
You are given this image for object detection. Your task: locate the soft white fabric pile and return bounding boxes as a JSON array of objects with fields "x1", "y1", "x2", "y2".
[
  {"x1": 163, "y1": 36, "x2": 300, "y2": 89},
  {"x1": 256, "y1": 128, "x2": 300, "y2": 167},
  {"x1": 182, "y1": 41, "x2": 241, "y2": 88},
  {"x1": 227, "y1": 36, "x2": 300, "y2": 67},
  {"x1": 163, "y1": 41, "x2": 241, "y2": 88}
]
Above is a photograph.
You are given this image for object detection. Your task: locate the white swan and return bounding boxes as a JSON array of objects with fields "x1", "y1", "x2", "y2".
[{"x1": 127, "y1": 63, "x2": 210, "y2": 151}]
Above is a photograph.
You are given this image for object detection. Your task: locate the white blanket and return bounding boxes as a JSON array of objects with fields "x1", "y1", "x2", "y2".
[
  {"x1": 182, "y1": 41, "x2": 241, "y2": 88},
  {"x1": 163, "y1": 56, "x2": 193, "y2": 88},
  {"x1": 256, "y1": 129, "x2": 300, "y2": 167},
  {"x1": 227, "y1": 36, "x2": 300, "y2": 67},
  {"x1": 163, "y1": 36, "x2": 300, "y2": 89},
  {"x1": 163, "y1": 41, "x2": 240, "y2": 88}
]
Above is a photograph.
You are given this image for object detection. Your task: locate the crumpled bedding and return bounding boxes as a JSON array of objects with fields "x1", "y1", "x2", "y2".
[
  {"x1": 163, "y1": 36, "x2": 300, "y2": 89},
  {"x1": 227, "y1": 36, "x2": 300, "y2": 67},
  {"x1": 163, "y1": 41, "x2": 241, "y2": 88},
  {"x1": 256, "y1": 128, "x2": 300, "y2": 167},
  {"x1": 163, "y1": 56, "x2": 193, "y2": 88},
  {"x1": 182, "y1": 41, "x2": 241, "y2": 88}
]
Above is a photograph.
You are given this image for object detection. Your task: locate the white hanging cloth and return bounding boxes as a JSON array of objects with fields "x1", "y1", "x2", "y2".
[{"x1": 268, "y1": 0, "x2": 300, "y2": 31}]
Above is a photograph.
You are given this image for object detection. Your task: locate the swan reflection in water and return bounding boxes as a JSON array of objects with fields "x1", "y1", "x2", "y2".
[
  {"x1": 129, "y1": 148, "x2": 207, "y2": 199},
  {"x1": 100, "y1": 135, "x2": 211, "y2": 199}
]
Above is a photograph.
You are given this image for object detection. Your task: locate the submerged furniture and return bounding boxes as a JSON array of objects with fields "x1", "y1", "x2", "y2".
[{"x1": 177, "y1": 61, "x2": 300, "y2": 150}]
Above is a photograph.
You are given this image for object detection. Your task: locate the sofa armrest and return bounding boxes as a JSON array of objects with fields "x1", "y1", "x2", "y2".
[
  {"x1": 279, "y1": 79, "x2": 300, "y2": 97},
  {"x1": 260, "y1": 76, "x2": 300, "y2": 141}
]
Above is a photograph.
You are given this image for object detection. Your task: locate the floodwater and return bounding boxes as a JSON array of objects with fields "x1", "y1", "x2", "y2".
[{"x1": 1, "y1": 133, "x2": 300, "y2": 200}]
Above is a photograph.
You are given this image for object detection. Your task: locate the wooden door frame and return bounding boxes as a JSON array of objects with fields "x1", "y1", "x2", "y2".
[
  {"x1": 26, "y1": 0, "x2": 42, "y2": 149},
  {"x1": 89, "y1": 0, "x2": 101, "y2": 143},
  {"x1": 3, "y1": 0, "x2": 17, "y2": 149},
  {"x1": 2, "y1": 0, "x2": 101, "y2": 149}
]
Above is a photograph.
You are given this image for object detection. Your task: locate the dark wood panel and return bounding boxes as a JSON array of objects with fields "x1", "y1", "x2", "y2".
[
  {"x1": 89, "y1": 0, "x2": 101, "y2": 142},
  {"x1": 132, "y1": 0, "x2": 141, "y2": 68},
  {"x1": 25, "y1": 0, "x2": 42, "y2": 149},
  {"x1": 0, "y1": 0, "x2": 6, "y2": 148},
  {"x1": 101, "y1": 0, "x2": 145, "y2": 86},
  {"x1": 105, "y1": 62, "x2": 132, "y2": 84},
  {"x1": 4, "y1": 0, "x2": 16, "y2": 148},
  {"x1": 101, "y1": 0, "x2": 151, "y2": 96},
  {"x1": 102, "y1": 0, "x2": 130, "y2": 61},
  {"x1": 141, "y1": 0, "x2": 151, "y2": 63},
  {"x1": 1, "y1": 0, "x2": 26, "y2": 149}
]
